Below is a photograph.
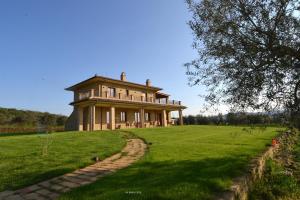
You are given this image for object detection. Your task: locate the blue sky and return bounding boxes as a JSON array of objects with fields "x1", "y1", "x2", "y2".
[{"x1": 0, "y1": 0, "x2": 208, "y2": 116}]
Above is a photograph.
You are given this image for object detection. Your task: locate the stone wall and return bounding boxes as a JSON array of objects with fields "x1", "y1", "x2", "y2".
[{"x1": 216, "y1": 131, "x2": 291, "y2": 200}]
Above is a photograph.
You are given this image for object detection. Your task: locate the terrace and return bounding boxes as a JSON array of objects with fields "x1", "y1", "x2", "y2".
[{"x1": 77, "y1": 90, "x2": 182, "y2": 106}]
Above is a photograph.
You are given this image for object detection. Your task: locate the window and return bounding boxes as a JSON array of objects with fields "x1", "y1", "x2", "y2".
[
  {"x1": 145, "y1": 112, "x2": 150, "y2": 121},
  {"x1": 108, "y1": 87, "x2": 116, "y2": 97},
  {"x1": 120, "y1": 112, "x2": 126, "y2": 122},
  {"x1": 126, "y1": 89, "x2": 129, "y2": 96},
  {"x1": 134, "y1": 112, "x2": 140, "y2": 122}
]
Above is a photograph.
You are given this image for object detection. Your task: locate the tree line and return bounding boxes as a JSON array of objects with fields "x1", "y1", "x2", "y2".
[
  {"x1": 0, "y1": 107, "x2": 67, "y2": 128},
  {"x1": 183, "y1": 112, "x2": 288, "y2": 126}
]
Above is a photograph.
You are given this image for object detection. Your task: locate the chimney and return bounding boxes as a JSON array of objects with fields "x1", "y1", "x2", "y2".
[
  {"x1": 146, "y1": 79, "x2": 151, "y2": 87},
  {"x1": 120, "y1": 72, "x2": 127, "y2": 81}
]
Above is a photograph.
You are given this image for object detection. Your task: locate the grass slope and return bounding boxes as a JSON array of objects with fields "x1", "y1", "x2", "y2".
[
  {"x1": 0, "y1": 131, "x2": 126, "y2": 191},
  {"x1": 60, "y1": 125, "x2": 282, "y2": 200}
]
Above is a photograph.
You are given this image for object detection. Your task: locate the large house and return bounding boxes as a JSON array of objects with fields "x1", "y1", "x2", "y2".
[{"x1": 65, "y1": 72, "x2": 186, "y2": 131}]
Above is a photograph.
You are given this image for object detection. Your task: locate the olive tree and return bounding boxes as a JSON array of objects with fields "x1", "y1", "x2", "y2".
[{"x1": 185, "y1": 0, "x2": 300, "y2": 126}]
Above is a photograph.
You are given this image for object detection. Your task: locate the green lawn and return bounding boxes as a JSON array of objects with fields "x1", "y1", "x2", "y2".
[
  {"x1": 60, "y1": 125, "x2": 283, "y2": 200},
  {"x1": 0, "y1": 131, "x2": 126, "y2": 192}
]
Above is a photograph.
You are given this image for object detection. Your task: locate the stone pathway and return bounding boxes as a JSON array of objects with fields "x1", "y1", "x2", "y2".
[{"x1": 0, "y1": 139, "x2": 147, "y2": 200}]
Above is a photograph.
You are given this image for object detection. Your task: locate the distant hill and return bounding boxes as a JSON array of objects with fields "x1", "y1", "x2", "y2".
[{"x1": 0, "y1": 107, "x2": 67, "y2": 133}]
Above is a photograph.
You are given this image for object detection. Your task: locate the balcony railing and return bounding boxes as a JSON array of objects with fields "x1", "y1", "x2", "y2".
[{"x1": 77, "y1": 90, "x2": 181, "y2": 105}]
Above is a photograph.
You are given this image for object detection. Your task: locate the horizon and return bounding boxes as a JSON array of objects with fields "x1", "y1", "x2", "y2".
[{"x1": 0, "y1": 0, "x2": 225, "y2": 117}]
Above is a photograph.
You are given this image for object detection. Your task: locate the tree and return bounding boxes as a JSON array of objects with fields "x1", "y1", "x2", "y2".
[
  {"x1": 56, "y1": 116, "x2": 67, "y2": 126},
  {"x1": 39, "y1": 113, "x2": 56, "y2": 127},
  {"x1": 226, "y1": 112, "x2": 238, "y2": 125},
  {"x1": 217, "y1": 113, "x2": 224, "y2": 125},
  {"x1": 11, "y1": 116, "x2": 26, "y2": 124},
  {"x1": 0, "y1": 113, "x2": 7, "y2": 125},
  {"x1": 187, "y1": 115, "x2": 196, "y2": 124},
  {"x1": 185, "y1": 0, "x2": 300, "y2": 127}
]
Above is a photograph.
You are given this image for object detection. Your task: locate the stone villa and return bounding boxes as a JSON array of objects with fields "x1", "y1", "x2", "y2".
[{"x1": 65, "y1": 72, "x2": 186, "y2": 131}]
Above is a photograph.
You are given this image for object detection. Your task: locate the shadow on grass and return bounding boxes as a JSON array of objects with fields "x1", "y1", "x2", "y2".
[
  {"x1": 61, "y1": 157, "x2": 247, "y2": 200},
  {"x1": 0, "y1": 166, "x2": 72, "y2": 192}
]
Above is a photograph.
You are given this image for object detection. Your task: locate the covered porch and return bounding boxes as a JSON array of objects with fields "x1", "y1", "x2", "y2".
[{"x1": 76, "y1": 102, "x2": 184, "y2": 131}]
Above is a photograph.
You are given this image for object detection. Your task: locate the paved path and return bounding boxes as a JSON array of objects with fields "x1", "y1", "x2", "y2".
[{"x1": 0, "y1": 139, "x2": 147, "y2": 200}]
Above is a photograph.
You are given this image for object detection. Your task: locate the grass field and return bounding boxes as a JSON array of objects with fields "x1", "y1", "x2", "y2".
[
  {"x1": 60, "y1": 125, "x2": 283, "y2": 200},
  {"x1": 0, "y1": 131, "x2": 126, "y2": 192}
]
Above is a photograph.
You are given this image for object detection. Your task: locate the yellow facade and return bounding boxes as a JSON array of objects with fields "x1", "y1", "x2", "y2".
[{"x1": 65, "y1": 72, "x2": 186, "y2": 131}]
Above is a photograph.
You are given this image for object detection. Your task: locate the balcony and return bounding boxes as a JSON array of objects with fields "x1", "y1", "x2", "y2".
[{"x1": 77, "y1": 90, "x2": 181, "y2": 106}]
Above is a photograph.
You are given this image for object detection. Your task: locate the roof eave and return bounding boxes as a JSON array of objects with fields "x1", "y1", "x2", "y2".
[{"x1": 65, "y1": 76, "x2": 162, "y2": 92}]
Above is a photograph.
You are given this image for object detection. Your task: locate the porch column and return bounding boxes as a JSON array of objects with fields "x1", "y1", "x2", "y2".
[
  {"x1": 78, "y1": 106, "x2": 83, "y2": 131},
  {"x1": 168, "y1": 111, "x2": 171, "y2": 124},
  {"x1": 110, "y1": 106, "x2": 115, "y2": 130},
  {"x1": 139, "y1": 108, "x2": 145, "y2": 128},
  {"x1": 162, "y1": 109, "x2": 167, "y2": 127},
  {"x1": 178, "y1": 109, "x2": 183, "y2": 125},
  {"x1": 89, "y1": 105, "x2": 95, "y2": 131}
]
